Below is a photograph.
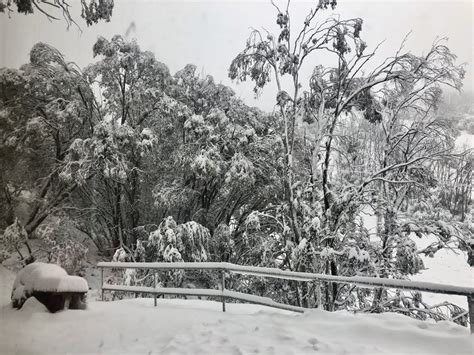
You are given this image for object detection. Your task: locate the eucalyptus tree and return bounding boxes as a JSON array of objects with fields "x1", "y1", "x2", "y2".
[
  {"x1": 0, "y1": 0, "x2": 114, "y2": 27},
  {"x1": 64, "y1": 35, "x2": 171, "y2": 253},
  {"x1": 229, "y1": 0, "x2": 465, "y2": 309},
  {"x1": 153, "y1": 64, "x2": 284, "y2": 263},
  {"x1": 0, "y1": 42, "x2": 97, "y2": 261}
]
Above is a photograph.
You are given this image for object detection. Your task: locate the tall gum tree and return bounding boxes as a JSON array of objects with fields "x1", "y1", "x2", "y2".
[
  {"x1": 0, "y1": 42, "x2": 97, "y2": 261},
  {"x1": 66, "y1": 35, "x2": 171, "y2": 253},
  {"x1": 229, "y1": 0, "x2": 465, "y2": 309}
]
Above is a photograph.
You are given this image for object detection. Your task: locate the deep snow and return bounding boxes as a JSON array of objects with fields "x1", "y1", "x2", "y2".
[
  {"x1": 0, "y1": 263, "x2": 473, "y2": 355},
  {"x1": 1, "y1": 296, "x2": 473, "y2": 355}
]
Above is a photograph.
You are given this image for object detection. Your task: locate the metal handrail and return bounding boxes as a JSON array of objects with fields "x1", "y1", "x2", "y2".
[{"x1": 97, "y1": 261, "x2": 474, "y2": 332}]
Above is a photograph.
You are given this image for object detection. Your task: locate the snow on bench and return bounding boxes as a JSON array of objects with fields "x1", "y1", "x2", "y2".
[
  {"x1": 12, "y1": 262, "x2": 89, "y2": 312},
  {"x1": 13, "y1": 262, "x2": 88, "y2": 296}
]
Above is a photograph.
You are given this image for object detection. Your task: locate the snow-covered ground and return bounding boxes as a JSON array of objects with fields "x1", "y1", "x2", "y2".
[
  {"x1": 1, "y1": 248, "x2": 473, "y2": 354},
  {"x1": 0, "y1": 293, "x2": 472, "y2": 355},
  {"x1": 1, "y1": 220, "x2": 473, "y2": 354},
  {"x1": 0, "y1": 265, "x2": 15, "y2": 306}
]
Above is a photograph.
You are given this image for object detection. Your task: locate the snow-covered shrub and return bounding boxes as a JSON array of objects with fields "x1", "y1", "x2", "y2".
[
  {"x1": 148, "y1": 216, "x2": 182, "y2": 261},
  {"x1": 184, "y1": 114, "x2": 212, "y2": 137},
  {"x1": 177, "y1": 221, "x2": 210, "y2": 262},
  {"x1": 245, "y1": 211, "x2": 261, "y2": 231},
  {"x1": 224, "y1": 153, "x2": 256, "y2": 187},
  {"x1": 104, "y1": 217, "x2": 214, "y2": 297},
  {"x1": 148, "y1": 216, "x2": 211, "y2": 263},
  {"x1": 134, "y1": 240, "x2": 146, "y2": 262},
  {"x1": 37, "y1": 221, "x2": 88, "y2": 276},
  {"x1": 0, "y1": 247, "x2": 10, "y2": 263},
  {"x1": 47, "y1": 239, "x2": 88, "y2": 276},
  {"x1": 191, "y1": 147, "x2": 221, "y2": 178},
  {"x1": 213, "y1": 223, "x2": 234, "y2": 261},
  {"x1": 112, "y1": 247, "x2": 130, "y2": 262},
  {"x1": 106, "y1": 247, "x2": 140, "y2": 300},
  {"x1": 395, "y1": 238, "x2": 424, "y2": 275},
  {"x1": 2, "y1": 218, "x2": 28, "y2": 252}
]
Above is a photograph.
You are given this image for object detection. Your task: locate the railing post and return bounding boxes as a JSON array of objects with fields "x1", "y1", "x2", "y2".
[
  {"x1": 221, "y1": 269, "x2": 226, "y2": 312},
  {"x1": 468, "y1": 294, "x2": 474, "y2": 334},
  {"x1": 154, "y1": 272, "x2": 157, "y2": 307},
  {"x1": 100, "y1": 267, "x2": 104, "y2": 301},
  {"x1": 317, "y1": 282, "x2": 322, "y2": 309}
]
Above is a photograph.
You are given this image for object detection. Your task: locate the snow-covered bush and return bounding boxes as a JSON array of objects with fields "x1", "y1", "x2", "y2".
[
  {"x1": 0, "y1": 247, "x2": 10, "y2": 263},
  {"x1": 47, "y1": 239, "x2": 88, "y2": 276},
  {"x1": 108, "y1": 217, "x2": 213, "y2": 292},
  {"x1": 36, "y1": 221, "x2": 88, "y2": 276},
  {"x1": 2, "y1": 218, "x2": 28, "y2": 252},
  {"x1": 112, "y1": 247, "x2": 130, "y2": 262},
  {"x1": 148, "y1": 216, "x2": 211, "y2": 263}
]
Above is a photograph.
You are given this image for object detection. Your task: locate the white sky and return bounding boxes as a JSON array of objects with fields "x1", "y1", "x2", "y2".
[{"x1": 1, "y1": 0, "x2": 472, "y2": 111}]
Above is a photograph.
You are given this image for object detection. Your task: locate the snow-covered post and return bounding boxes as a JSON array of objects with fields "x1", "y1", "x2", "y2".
[
  {"x1": 154, "y1": 272, "x2": 157, "y2": 307},
  {"x1": 221, "y1": 270, "x2": 226, "y2": 312},
  {"x1": 317, "y1": 282, "x2": 322, "y2": 309},
  {"x1": 100, "y1": 267, "x2": 104, "y2": 301}
]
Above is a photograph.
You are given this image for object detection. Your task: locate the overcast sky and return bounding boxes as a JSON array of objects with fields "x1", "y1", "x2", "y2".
[{"x1": 1, "y1": 0, "x2": 472, "y2": 111}]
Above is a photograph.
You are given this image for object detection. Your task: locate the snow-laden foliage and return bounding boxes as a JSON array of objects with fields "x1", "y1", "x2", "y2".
[
  {"x1": 148, "y1": 216, "x2": 184, "y2": 262},
  {"x1": 148, "y1": 217, "x2": 210, "y2": 263},
  {"x1": 0, "y1": 0, "x2": 114, "y2": 27},
  {"x1": 33, "y1": 219, "x2": 88, "y2": 275},
  {"x1": 109, "y1": 217, "x2": 213, "y2": 290},
  {"x1": 46, "y1": 239, "x2": 88, "y2": 276},
  {"x1": 2, "y1": 218, "x2": 28, "y2": 252}
]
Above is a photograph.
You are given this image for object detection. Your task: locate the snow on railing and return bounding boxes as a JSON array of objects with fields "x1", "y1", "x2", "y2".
[{"x1": 97, "y1": 261, "x2": 474, "y2": 332}]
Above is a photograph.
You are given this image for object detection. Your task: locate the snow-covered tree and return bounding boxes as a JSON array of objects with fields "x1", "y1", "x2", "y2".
[
  {"x1": 0, "y1": 43, "x2": 96, "y2": 261},
  {"x1": 66, "y1": 35, "x2": 171, "y2": 253},
  {"x1": 229, "y1": 0, "x2": 465, "y2": 310},
  {"x1": 0, "y1": 0, "x2": 114, "y2": 27}
]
